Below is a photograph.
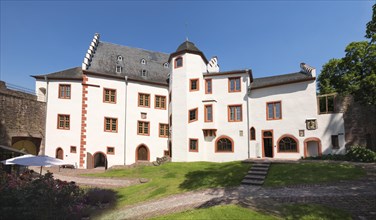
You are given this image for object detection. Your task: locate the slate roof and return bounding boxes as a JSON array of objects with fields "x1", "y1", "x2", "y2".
[
  {"x1": 169, "y1": 40, "x2": 208, "y2": 64},
  {"x1": 87, "y1": 42, "x2": 170, "y2": 85},
  {"x1": 32, "y1": 67, "x2": 83, "y2": 80},
  {"x1": 251, "y1": 72, "x2": 315, "y2": 89}
]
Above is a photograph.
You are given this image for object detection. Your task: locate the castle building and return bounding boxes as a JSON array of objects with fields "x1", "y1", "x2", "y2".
[{"x1": 33, "y1": 34, "x2": 345, "y2": 168}]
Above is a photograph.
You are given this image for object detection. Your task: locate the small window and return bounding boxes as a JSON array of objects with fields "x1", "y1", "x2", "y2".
[
  {"x1": 318, "y1": 94, "x2": 335, "y2": 114},
  {"x1": 205, "y1": 104, "x2": 213, "y2": 122},
  {"x1": 116, "y1": 66, "x2": 122, "y2": 73},
  {"x1": 104, "y1": 117, "x2": 118, "y2": 132},
  {"x1": 331, "y1": 135, "x2": 339, "y2": 149},
  {"x1": 205, "y1": 79, "x2": 212, "y2": 94},
  {"x1": 159, "y1": 123, "x2": 169, "y2": 138},
  {"x1": 203, "y1": 129, "x2": 217, "y2": 137},
  {"x1": 216, "y1": 136, "x2": 233, "y2": 152},
  {"x1": 70, "y1": 146, "x2": 77, "y2": 153},
  {"x1": 57, "y1": 114, "x2": 70, "y2": 130},
  {"x1": 189, "y1": 139, "x2": 198, "y2": 152},
  {"x1": 141, "y1": 69, "x2": 148, "y2": 77},
  {"x1": 117, "y1": 55, "x2": 123, "y2": 61},
  {"x1": 278, "y1": 136, "x2": 298, "y2": 152},
  {"x1": 141, "y1": 59, "x2": 147, "y2": 65},
  {"x1": 138, "y1": 121, "x2": 150, "y2": 135},
  {"x1": 163, "y1": 62, "x2": 169, "y2": 68},
  {"x1": 228, "y1": 77, "x2": 241, "y2": 92},
  {"x1": 58, "y1": 84, "x2": 71, "y2": 99},
  {"x1": 250, "y1": 127, "x2": 256, "y2": 140},
  {"x1": 190, "y1": 79, "x2": 199, "y2": 91},
  {"x1": 103, "y1": 88, "x2": 116, "y2": 103},
  {"x1": 175, "y1": 57, "x2": 183, "y2": 68},
  {"x1": 228, "y1": 105, "x2": 242, "y2": 122},
  {"x1": 138, "y1": 93, "x2": 150, "y2": 107},
  {"x1": 107, "y1": 147, "x2": 115, "y2": 155},
  {"x1": 188, "y1": 108, "x2": 198, "y2": 123},
  {"x1": 267, "y1": 101, "x2": 282, "y2": 120},
  {"x1": 155, "y1": 95, "x2": 166, "y2": 109}
]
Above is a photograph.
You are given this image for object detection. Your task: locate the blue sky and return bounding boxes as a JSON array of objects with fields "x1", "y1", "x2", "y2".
[{"x1": 0, "y1": 1, "x2": 374, "y2": 90}]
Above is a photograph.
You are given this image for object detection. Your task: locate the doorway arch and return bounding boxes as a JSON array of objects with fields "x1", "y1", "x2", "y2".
[
  {"x1": 55, "y1": 147, "x2": 64, "y2": 159},
  {"x1": 136, "y1": 144, "x2": 150, "y2": 161},
  {"x1": 12, "y1": 140, "x2": 38, "y2": 155},
  {"x1": 304, "y1": 137, "x2": 322, "y2": 158},
  {"x1": 93, "y1": 152, "x2": 107, "y2": 168}
]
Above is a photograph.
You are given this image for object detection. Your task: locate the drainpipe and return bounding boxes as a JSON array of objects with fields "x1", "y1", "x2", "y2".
[
  {"x1": 246, "y1": 70, "x2": 251, "y2": 159},
  {"x1": 43, "y1": 76, "x2": 49, "y2": 156},
  {"x1": 124, "y1": 76, "x2": 128, "y2": 165}
]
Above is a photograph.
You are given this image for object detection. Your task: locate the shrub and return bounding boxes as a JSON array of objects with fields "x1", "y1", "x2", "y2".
[
  {"x1": 346, "y1": 145, "x2": 376, "y2": 162},
  {"x1": 84, "y1": 188, "x2": 117, "y2": 206}
]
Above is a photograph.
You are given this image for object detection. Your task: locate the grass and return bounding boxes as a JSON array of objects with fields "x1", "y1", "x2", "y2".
[
  {"x1": 149, "y1": 204, "x2": 351, "y2": 220},
  {"x1": 264, "y1": 162, "x2": 365, "y2": 187},
  {"x1": 85, "y1": 161, "x2": 251, "y2": 206}
]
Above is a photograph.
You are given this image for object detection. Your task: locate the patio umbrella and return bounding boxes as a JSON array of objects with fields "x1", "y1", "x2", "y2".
[{"x1": 1, "y1": 154, "x2": 69, "y2": 174}]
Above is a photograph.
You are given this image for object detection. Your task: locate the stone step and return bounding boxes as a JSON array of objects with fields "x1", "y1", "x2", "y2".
[
  {"x1": 244, "y1": 175, "x2": 266, "y2": 180},
  {"x1": 251, "y1": 167, "x2": 269, "y2": 171},
  {"x1": 253, "y1": 163, "x2": 270, "y2": 168},
  {"x1": 248, "y1": 170, "x2": 268, "y2": 175},
  {"x1": 241, "y1": 179, "x2": 264, "y2": 185}
]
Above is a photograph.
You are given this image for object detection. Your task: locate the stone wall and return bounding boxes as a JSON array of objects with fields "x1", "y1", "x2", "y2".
[{"x1": 0, "y1": 81, "x2": 46, "y2": 154}]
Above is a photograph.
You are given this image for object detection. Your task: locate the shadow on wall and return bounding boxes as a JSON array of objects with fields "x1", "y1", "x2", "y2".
[{"x1": 0, "y1": 123, "x2": 11, "y2": 147}]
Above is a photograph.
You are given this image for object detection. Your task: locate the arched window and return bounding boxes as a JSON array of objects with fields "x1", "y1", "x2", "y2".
[
  {"x1": 278, "y1": 135, "x2": 298, "y2": 152},
  {"x1": 141, "y1": 59, "x2": 147, "y2": 65},
  {"x1": 163, "y1": 62, "x2": 169, "y2": 68},
  {"x1": 250, "y1": 127, "x2": 256, "y2": 140},
  {"x1": 117, "y1": 55, "x2": 123, "y2": 61},
  {"x1": 174, "y1": 57, "x2": 183, "y2": 68},
  {"x1": 216, "y1": 136, "x2": 234, "y2": 152}
]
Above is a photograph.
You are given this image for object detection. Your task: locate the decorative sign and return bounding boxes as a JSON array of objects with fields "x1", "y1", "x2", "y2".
[
  {"x1": 299, "y1": 130, "x2": 305, "y2": 137},
  {"x1": 306, "y1": 119, "x2": 317, "y2": 130}
]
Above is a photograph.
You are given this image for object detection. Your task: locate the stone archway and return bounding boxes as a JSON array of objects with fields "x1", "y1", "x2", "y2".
[
  {"x1": 93, "y1": 152, "x2": 107, "y2": 168},
  {"x1": 304, "y1": 137, "x2": 322, "y2": 158},
  {"x1": 12, "y1": 140, "x2": 38, "y2": 155},
  {"x1": 136, "y1": 144, "x2": 150, "y2": 161}
]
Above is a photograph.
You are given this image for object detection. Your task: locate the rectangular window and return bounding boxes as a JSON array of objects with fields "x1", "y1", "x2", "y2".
[
  {"x1": 58, "y1": 84, "x2": 71, "y2": 99},
  {"x1": 159, "y1": 123, "x2": 169, "y2": 138},
  {"x1": 175, "y1": 57, "x2": 183, "y2": 68},
  {"x1": 228, "y1": 105, "x2": 242, "y2": 122},
  {"x1": 138, "y1": 121, "x2": 150, "y2": 135},
  {"x1": 267, "y1": 101, "x2": 282, "y2": 120},
  {"x1": 205, "y1": 79, "x2": 212, "y2": 94},
  {"x1": 103, "y1": 88, "x2": 116, "y2": 103},
  {"x1": 204, "y1": 104, "x2": 213, "y2": 122},
  {"x1": 116, "y1": 66, "x2": 122, "y2": 73},
  {"x1": 332, "y1": 135, "x2": 339, "y2": 149},
  {"x1": 189, "y1": 138, "x2": 198, "y2": 152},
  {"x1": 318, "y1": 94, "x2": 335, "y2": 114},
  {"x1": 228, "y1": 77, "x2": 241, "y2": 92},
  {"x1": 138, "y1": 93, "x2": 150, "y2": 107},
  {"x1": 190, "y1": 78, "x2": 199, "y2": 91},
  {"x1": 155, "y1": 95, "x2": 166, "y2": 109},
  {"x1": 104, "y1": 117, "x2": 118, "y2": 132},
  {"x1": 57, "y1": 114, "x2": 70, "y2": 130},
  {"x1": 70, "y1": 146, "x2": 77, "y2": 153},
  {"x1": 188, "y1": 108, "x2": 198, "y2": 123},
  {"x1": 107, "y1": 147, "x2": 115, "y2": 155}
]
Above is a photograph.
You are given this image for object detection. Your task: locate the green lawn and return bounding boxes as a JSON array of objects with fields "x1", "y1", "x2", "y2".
[
  {"x1": 149, "y1": 204, "x2": 351, "y2": 220},
  {"x1": 86, "y1": 161, "x2": 251, "y2": 206},
  {"x1": 264, "y1": 162, "x2": 365, "y2": 187}
]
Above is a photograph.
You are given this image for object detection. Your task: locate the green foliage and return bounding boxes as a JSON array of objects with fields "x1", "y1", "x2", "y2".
[
  {"x1": 318, "y1": 4, "x2": 376, "y2": 106},
  {"x1": 84, "y1": 188, "x2": 117, "y2": 206},
  {"x1": 281, "y1": 204, "x2": 351, "y2": 220},
  {"x1": 346, "y1": 145, "x2": 376, "y2": 162},
  {"x1": 304, "y1": 154, "x2": 347, "y2": 161},
  {"x1": 264, "y1": 163, "x2": 365, "y2": 187}
]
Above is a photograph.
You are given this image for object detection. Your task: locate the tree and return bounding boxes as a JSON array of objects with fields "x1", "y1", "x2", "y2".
[{"x1": 318, "y1": 4, "x2": 376, "y2": 106}]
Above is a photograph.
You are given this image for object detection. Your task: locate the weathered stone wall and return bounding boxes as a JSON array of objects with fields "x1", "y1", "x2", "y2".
[
  {"x1": 337, "y1": 95, "x2": 376, "y2": 151},
  {"x1": 0, "y1": 81, "x2": 46, "y2": 154}
]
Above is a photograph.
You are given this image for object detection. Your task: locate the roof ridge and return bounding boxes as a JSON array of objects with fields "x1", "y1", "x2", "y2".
[
  {"x1": 253, "y1": 72, "x2": 304, "y2": 80},
  {"x1": 100, "y1": 41, "x2": 170, "y2": 56}
]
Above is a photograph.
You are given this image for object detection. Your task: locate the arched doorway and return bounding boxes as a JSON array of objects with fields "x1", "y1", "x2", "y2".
[
  {"x1": 136, "y1": 144, "x2": 150, "y2": 161},
  {"x1": 93, "y1": 152, "x2": 107, "y2": 168},
  {"x1": 304, "y1": 138, "x2": 322, "y2": 157},
  {"x1": 55, "y1": 148, "x2": 64, "y2": 159},
  {"x1": 12, "y1": 140, "x2": 38, "y2": 155}
]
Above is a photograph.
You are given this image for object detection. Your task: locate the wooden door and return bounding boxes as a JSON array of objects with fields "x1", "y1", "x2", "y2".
[
  {"x1": 262, "y1": 130, "x2": 273, "y2": 158},
  {"x1": 137, "y1": 145, "x2": 148, "y2": 161}
]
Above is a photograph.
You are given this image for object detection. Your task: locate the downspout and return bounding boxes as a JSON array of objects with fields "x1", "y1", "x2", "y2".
[
  {"x1": 246, "y1": 70, "x2": 251, "y2": 159},
  {"x1": 43, "y1": 76, "x2": 49, "y2": 156},
  {"x1": 123, "y1": 76, "x2": 128, "y2": 165}
]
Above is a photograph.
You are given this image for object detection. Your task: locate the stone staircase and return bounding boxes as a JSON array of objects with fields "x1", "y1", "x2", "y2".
[{"x1": 241, "y1": 162, "x2": 271, "y2": 186}]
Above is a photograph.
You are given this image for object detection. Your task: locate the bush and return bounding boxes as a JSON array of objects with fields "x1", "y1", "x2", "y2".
[
  {"x1": 84, "y1": 188, "x2": 117, "y2": 206},
  {"x1": 346, "y1": 145, "x2": 376, "y2": 162}
]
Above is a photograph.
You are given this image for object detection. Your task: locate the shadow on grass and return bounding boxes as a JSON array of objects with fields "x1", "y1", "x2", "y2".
[
  {"x1": 179, "y1": 162, "x2": 250, "y2": 190},
  {"x1": 83, "y1": 188, "x2": 119, "y2": 219}
]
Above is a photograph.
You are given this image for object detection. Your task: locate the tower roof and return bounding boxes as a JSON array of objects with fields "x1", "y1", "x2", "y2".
[{"x1": 169, "y1": 40, "x2": 208, "y2": 64}]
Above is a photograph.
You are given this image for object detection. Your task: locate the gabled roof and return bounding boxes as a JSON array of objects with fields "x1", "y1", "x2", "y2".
[
  {"x1": 32, "y1": 67, "x2": 83, "y2": 80},
  {"x1": 87, "y1": 42, "x2": 170, "y2": 85},
  {"x1": 251, "y1": 72, "x2": 315, "y2": 90}
]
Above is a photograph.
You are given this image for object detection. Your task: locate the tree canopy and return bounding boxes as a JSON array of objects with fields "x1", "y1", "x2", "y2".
[{"x1": 318, "y1": 4, "x2": 376, "y2": 106}]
